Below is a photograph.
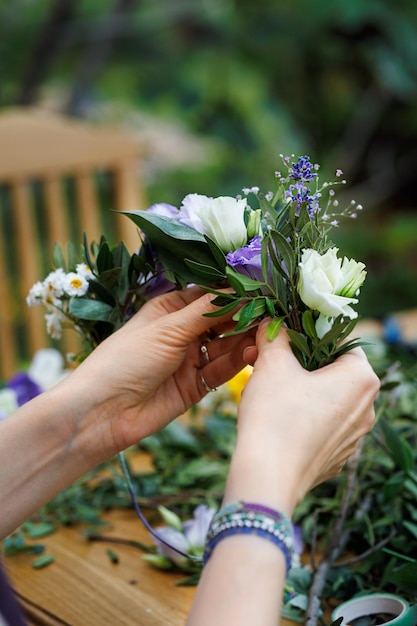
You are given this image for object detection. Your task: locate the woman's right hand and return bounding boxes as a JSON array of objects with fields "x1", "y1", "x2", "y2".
[{"x1": 224, "y1": 321, "x2": 380, "y2": 516}]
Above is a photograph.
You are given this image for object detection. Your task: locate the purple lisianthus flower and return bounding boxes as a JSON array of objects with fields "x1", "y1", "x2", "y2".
[
  {"x1": 153, "y1": 504, "x2": 216, "y2": 567},
  {"x1": 6, "y1": 372, "x2": 42, "y2": 406},
  {"x1": 137, "y1": 266, "x2": 175, "y2": 299},
  {"x1": 226, "y1": 236, "x2": 271, "y2": 293},
  {"x1": 146, "y1": 202, "x2": 179, "y2": 218},
  {"x1": 136, "y1": 203, "x2": 180, "y2": 298},
  {"x1": 182, "y1": 504, "x2": 216, "y2": 548}
]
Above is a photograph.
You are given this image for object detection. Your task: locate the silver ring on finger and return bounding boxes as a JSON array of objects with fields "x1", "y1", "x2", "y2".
[
  {"x1": 200, "y1": 342, "x2": 210, "y2": 366},
  {"x1": 198, "y1": 370, "x2": 217, "y2": 393}
]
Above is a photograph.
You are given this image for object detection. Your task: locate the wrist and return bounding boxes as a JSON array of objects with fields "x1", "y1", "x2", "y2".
[{"x1": 224, "y1": 439, "x2": 303, "y2": 518}]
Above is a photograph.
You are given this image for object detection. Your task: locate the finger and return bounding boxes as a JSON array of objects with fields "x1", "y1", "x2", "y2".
[
  {"x1": 137, "y1": 286, "x2": 206, "y2": 324},
  {"x1": 198, "y1": 334, "x2": 255, "y2": 392},
  {"x1": 200, "y1": 330, "x2": 256, "y2": 365},
  {"x1": 169, "y1": 291, "x2": 240, "y2": 341},
  {"x1": 243, "y1": 345, "x2": 258, "y2": 365}
]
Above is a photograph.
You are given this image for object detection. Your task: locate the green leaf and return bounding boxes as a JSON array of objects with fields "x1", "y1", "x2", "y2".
[
  {"x1": 266, "y1": 317, "x2": 284, "y2": 340},
  {"x1": 106, "y1": 549, "x2": 119, "y2": 564},
  {"x1": 69, "y1": 298, "x2": 114, "y2": 322},
  {"x1": 203, "y1": 298, "x2": 240, "y2": 318},
  {"x1": 123, "y1": 211, "x2": 223, "y2": 285},
  {"x1": 403, "y1": 520, "x2": 417, "y2": 540},
  {"x1": 87, "y1": 277, "x2": 118, "y2": 307},
  {"x1": 225, "y1": 266, "x2": 265, "y2": 295},
  {"x1": 184, "y1": 259, "x2": 225, "y2": 283},
  {"x1": 175, "y1": 573, "x2": 201, "y2": 586},
  {"x1": 32, "y1": 555, "x2": 55, "y2": 569},
  {"x1": 269, "y1": 230, "x2": 296, "y2": 278},
  {"x1": 96, "y1": 241, "x2": 114, "y2": 274},
  {"x1": 204, "y1": 235, "x2": 227, "y2": 269},
  {"x1": 23, "y1": 521, "x2": 56, "y2": 539},
  {"x1": 233, "y1": 299, "x2": 266, "y2": 330},
  {"x1": 379, "y1": 418, "x2": 414, "y2": 473},
  {"x1": 302, "y1": 310, "x2": 318, "y2": 339},
  {"x1": 265, "y1": 297, "x2": 275, "y2": 317},
  {"x1": 286, "y1": 329, "x2": 311, "y2": 357},
  {"x1": 83, "y1": 232, "x2": 94, "y2": 270},
  {"x1": 52, "y1": 242, "x2": 66, "y2": 271},
  {"x1": 389, "y1": 561, "x2": 417, "y2": 588}
]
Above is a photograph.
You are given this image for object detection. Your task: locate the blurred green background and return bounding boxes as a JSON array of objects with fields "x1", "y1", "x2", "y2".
[{"x1": 1, "y1": 0, "x2": 417, "y2": 318}]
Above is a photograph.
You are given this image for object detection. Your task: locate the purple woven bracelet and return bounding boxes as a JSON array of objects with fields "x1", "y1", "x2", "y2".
[{"x1": 203, "y1": 501, "x2": 295, "y2": 573}]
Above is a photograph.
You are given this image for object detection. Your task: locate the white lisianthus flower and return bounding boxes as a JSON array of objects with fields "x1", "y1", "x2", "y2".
[
  {"x1": 178, "y1": 193, "x2": 248, "y2": 252},
  {"x1": 28, "y1": 349, "x2": 69, "y2": 390},
  {"x1": 62, "y1": 272, "x2": 89, "y2": 297},
  {"x1": 298, "y1": 247, "x2": 366, "y2": 338}
]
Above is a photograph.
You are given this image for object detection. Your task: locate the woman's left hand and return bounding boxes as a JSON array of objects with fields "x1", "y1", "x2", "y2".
[{"x1": 65, "y1": 286, "x2": 255, "y2": 455}]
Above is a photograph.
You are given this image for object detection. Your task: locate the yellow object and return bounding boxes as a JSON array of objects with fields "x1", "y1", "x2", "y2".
[{"x1": 226, "y1": 365, "x2": 253, "y2": 403}]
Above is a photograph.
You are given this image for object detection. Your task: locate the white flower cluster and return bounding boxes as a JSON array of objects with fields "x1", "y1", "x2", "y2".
[{"x1": 27, "y1": 264, "x2": 94, "y2": 339}]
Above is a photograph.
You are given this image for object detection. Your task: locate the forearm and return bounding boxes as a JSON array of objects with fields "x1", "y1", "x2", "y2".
[
  {"x1": 187, "y1": 441, "x2": 296, "y2": 626},
  {"x1": 187, "y1": 535, "x2": 286, "y2": 626},
  {"x1": 0, "y1": 377, "x2": 116, "y2": 539}
]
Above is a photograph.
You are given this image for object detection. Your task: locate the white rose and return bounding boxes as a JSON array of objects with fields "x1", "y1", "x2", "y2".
[
  {"x1": 298, "y1": 247, "x2": 366, "y2": 337},
  {"x1": 178, "y1": 193, "x2": 248, "y2": 252}
]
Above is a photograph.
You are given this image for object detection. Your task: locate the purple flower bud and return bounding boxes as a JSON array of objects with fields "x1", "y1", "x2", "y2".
[
  {"x1": 226, "y1": 236, "x2": 275, "y2": 295},
  {"x1": 226, "y1": 236, "x2": 264, "y2": 284},
  {"x1": 6, "y1": 372, "x2": 42, "y2": 406}
]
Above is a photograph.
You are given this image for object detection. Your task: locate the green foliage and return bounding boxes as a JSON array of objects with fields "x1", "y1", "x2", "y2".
[
  {"x1": 2, "y1": 0, "x2": 417, "y2": 316},
  {"x1": 290, "y1": 351, "x2": 417, "y2": 613}
]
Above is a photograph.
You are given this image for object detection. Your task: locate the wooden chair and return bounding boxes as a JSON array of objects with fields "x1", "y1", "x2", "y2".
[{"x1": 0, "y1": 107, "x2": 145, "y2": 381}]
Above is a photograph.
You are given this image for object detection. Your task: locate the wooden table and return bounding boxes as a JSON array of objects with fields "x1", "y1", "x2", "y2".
[
  {"x1": 3, "y1": 452, "x2": 297, "y2": 626},
  {"x1": 4, "y1": 507, "x2": 196, "y2": 626},
  {"x1": 4, "y1": 509, "x2": 298, "y2": 626}
]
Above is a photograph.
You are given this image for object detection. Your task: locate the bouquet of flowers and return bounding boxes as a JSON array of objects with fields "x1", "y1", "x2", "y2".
[
  {"x1": 123, "y1": 155, "x2": 366, "y2": 370},
  {"x1": 28, "y1": 154, "x2": 366, "y2": 370}
]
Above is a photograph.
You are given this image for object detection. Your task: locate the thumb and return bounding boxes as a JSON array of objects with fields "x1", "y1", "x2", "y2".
[
  {"x1": 255, "y1": 320, "x2": 302, "y2": 370},
  {"x1": 168, "y1": 291, "x2": 236, "y2": 339}
]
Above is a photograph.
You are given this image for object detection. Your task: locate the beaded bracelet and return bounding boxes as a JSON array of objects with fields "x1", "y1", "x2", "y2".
[{"x1": 203, "y1": 501, "x2": 295, "y2": 573}]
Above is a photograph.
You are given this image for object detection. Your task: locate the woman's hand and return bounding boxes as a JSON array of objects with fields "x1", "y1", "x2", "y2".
[
  {"x1": 225, "y1": 321, "x2": 380, "y2": 516},
  {"x1": 62, "y1": 286, "x2": 256, "y2": 456}
]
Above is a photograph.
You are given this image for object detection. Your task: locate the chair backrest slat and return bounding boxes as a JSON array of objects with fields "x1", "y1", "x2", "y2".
[{"x1": 0, "y1": 107, "x2": 144, "y2": 381}]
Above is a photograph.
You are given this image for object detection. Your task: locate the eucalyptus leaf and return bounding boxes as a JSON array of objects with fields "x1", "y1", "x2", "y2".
[{"x1": 69, "y1": 298, "x2": 114, "y2": 322}]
